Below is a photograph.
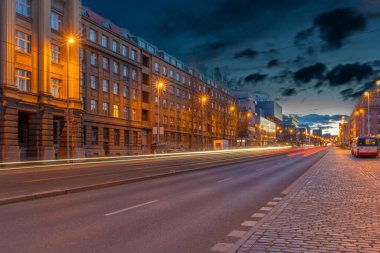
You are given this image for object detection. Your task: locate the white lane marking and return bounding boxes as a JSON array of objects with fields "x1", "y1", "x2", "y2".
[
  {"x1": 217, "y1": 177, "x2": 232, "y2": 183},
  {"x1": 228, "y1": 230, "x2": 247, "y2": 238},
  {"x1": 273, "y1": 197, "x2": 283, "y2": 201},
  {"x1": 251, "y1": 213, "x2": 266, "y2": 218},
  {"x1": 267, "y1": 201, "x2": 278, "y2": 206},
  {"x1": 260, "y1": 207, "x2": 272, "y2": 211},
  {"x1": 104, "y1": 200, "x2": 158, "y2": 217},
  {"x1": 210, "y1": 243, "x2": 234, "y2": 252},
  {"x1": 241, "y1": 220, "x2": 257, "y2": 227},
  {"x1": 281, "y1": 189, "x2": 290, "y2": 195}
]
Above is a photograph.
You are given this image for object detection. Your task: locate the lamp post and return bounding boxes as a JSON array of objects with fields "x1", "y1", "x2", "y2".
[
  {"x1": 364, "y1": 92, "x2": 370, "y2": 136},
  {"x1": 201, "y1": 96, "x2": 207, "y2": 150},
  {"x1": 66, "y1": 37, "x2": 75, "y2": 160},
  {"x1": 156, "y1": 82, "x2": 164, "y2": 145},
  {"x1": 230, "y1": 106, "x2": 235, "y2": 146}
]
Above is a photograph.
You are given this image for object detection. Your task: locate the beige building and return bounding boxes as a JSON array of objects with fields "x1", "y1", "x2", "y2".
[{"x1": 0, "y1": 0, "x2": 237, "y2": 162}]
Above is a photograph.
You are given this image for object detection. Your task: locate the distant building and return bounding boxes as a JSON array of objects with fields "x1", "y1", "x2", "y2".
[
  {"x1": 256, "y1": 101, "x2": 283, "y2": 123},
  {"x1": 313, "y1": 128, "x2": 323, "y2": 137},
  {"x1": 257, "y1": 117, "x2": 277, "y2": 145},
  {"x1": 233, "y1": 92, "x2": 257, "y2": 146},
  {"x1": 282, "y1": 115, "x2": 298, "y2": 144}
]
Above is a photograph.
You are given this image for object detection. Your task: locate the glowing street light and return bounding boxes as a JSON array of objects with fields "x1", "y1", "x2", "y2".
[
  {"x1": 364, "y1": 91, "x2": 370, "y2": 136},
  {"x1": 156, "y1": 81, "x2": 165, "y2": 145},
  {"x1": 66, "y1": 36, "x2": 76, "y2": 160},
  {"x1": 201, "y1": 95, "x2": 208, "y2": 150}
]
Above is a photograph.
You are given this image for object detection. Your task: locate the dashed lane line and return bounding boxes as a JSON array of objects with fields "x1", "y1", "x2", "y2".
[
  {"x1": 210, "y1": 243, "x2": 234, "y2": 252},
  {"x1": 267, "y1": 201, "x2": 278, "y2": 206},
  {"x1": 241, "y1": 221, "x2": 257, "y2": 227},
  {"x1": 104, "y1": 200, "x2": 158, "y2": 217},
  {"x1": 228, "y1": 230, "x2": 248, "y2": 238},
  {"x1": 260, "y1": 206, "x2": 272, "y2": 211},
  {"x1": 251, "y1": 213, "x2": 266, "y2": 218}
]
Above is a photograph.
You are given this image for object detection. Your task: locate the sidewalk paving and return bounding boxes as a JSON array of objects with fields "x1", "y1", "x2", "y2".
[{"x1": 235, "y1": 148, "x2": 380, "y2": 253}]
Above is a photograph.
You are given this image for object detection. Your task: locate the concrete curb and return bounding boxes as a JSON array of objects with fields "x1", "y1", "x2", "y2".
[
  {"x1": 226, "y1": 149, "x2": 330, "y2": 253},
  {"x1": 0, "y1": 152, "x2": 287, "y2": 206}
]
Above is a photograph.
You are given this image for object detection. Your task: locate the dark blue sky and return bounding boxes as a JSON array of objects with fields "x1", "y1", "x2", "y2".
[{"x1": 83, "y1": 0, "x2": 380, "y2": 134}]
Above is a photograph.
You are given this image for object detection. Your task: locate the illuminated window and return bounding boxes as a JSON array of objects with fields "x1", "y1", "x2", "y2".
[
  {"x1": 123, "y1": 65, "x2": 128, "y2": 77},
  {"x1": 162, "y1": 66, "x2": 167, "y2": 76},
  {"x1": 132, "y1": 109, "x2": 137, "y2": 120},
  {"x1": 51, "y1": 44, "x2": 61, "y2": 63},
  {"x1": 15, "y1": 69, "x2": 31, "y2": 92},
  {"x1": 113, "y1": 105, "x2": 119, "y2": 118},
  {"x1": 102, "y1": 57, "x2": 109, "y2": 70},
  {"x1": 51, "y1": 78, "x2": 62, "y2": 98},
  {"x1": 90, "y1": 52, "x2": 97, "y2": 66},
  {"x1": 131, "y1": 49, "x2": 137, "y2": 61},
  {"x1": 16, "y1": 31, "x2": 31, "y2": 53},
  {"x1": 113, "y1": 62, "x2": 119, "y2": 74},
  {"x1": 51, "y1": 11, "x2": 62, "y2": 31},
  {"x1": 16, "y1": 0, "x2": 30, "y2": 17}
]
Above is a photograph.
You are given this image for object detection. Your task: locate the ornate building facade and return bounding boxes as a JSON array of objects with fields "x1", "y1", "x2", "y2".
[{"x1": 0, "y1": 0, "x2": 237, "y2": 162}]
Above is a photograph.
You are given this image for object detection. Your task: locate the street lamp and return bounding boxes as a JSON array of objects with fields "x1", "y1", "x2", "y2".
[
  {"x1": 364, "y1": 91, "x2": 370, "y2": 136},
  {"x1": 201, "y1": 96, "x2": 207, "y2": 150},
  {"x1": 66, "y1": 36, "x2": 75, "y2": 160},
  {"x1": 156, "y1": 81, "x2": 165, "y2": 145}
]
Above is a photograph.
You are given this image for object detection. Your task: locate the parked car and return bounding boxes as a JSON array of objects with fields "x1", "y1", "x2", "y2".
[{"x1": 351, "y1": 137, "x2": 379, "y2": 158}]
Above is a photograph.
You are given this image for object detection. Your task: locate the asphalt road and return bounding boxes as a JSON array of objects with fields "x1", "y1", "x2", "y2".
[{"x1": 0, "y1": 147, "x2": 328, "y2": 253}]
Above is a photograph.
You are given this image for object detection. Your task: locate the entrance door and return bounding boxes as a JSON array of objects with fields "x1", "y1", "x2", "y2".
[
  {"x1": 18, "y1": 112, "x2": 29, "y2": 161},
  {"x1": 103, "y1": 128, "x2": 110, "y2": 155}
]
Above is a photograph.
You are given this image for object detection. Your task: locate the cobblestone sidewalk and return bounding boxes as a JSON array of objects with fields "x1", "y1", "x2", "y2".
[{"x1": 236, "y1": 148, "x2": 380, "y2": 253}]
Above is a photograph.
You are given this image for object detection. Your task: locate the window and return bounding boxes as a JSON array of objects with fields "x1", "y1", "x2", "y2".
[
  {"x1": 102, "y1": 57, "x2": 109, "y2": 70},
  {"x1": 90, "y1": 52, "x2": 97, "y2": 66},
  {"x1": 132, "y1": 89, "x2": 137, "y2": 100},
  {"x1": 182, "y1": 76, "x2": 186, "y2": 84},
  {"x1": 142, "y1": 91, "x2": 149, "y2": 103},
  {"x1": 142, "y1": 73, "x2": 149, "y2": 85},
  {"x1": 90, "y1": 75, "x2": 97, "y2": 89},
  {"x1": 124, "y1": 106, "x2": 129, "y2": 119},
  {"x1": 123, "y1": 66, "x2": 128, "y2": 77},
  {"x1": 15, "y1": 69, "x2": 31, "y2": 91},
  {"x1": 16, "y1": 31, "x2": 31, "y2": 53},
  {"x1": 132, "y1": 131, "x2": 138, "y2": 144},
  {"x1": 90, "y1": 99, "x2": 97, "y2": 113},
  {"x1": 124, "y1": 130, "x2": 130, "y2": 146},
  {"x1": 80, "y1": 48, "x2": 85, "y2": 63},
  {"x1": 176, "y1": 73, "x2": 180, "y2": 81},
  {"x1": 154, "y1": 62, "x2": 159, "y2": 73},
  {"x1": 101, "y1": 35, "x2": 108, "y2": 47},
  {"x1": 169, "y1": 86, "x2": 174, "y2": 94},
  {"x1": 162, "y1": 66, "x2": 167, "y2": 76},
  {"x1": 51, "y1": 44, "x2": 61, "y2": 63},
  {"x1": 131, "y1": 69, "x2": 137, "y2": 81},
  {"x1": 51, "y1": 11, "x2": 62, "y2": 31},
  {"x1": 121, "y1": 45, "x2": 128, "y2": 57},
  {"x1": 131, "y1": 49, "x2": 136, "y2": 61},
  {"x1": 113, "y1": 83, "x2": 119, "y2": 95},
  {"x1": 102, "y1": 102, "x2": 109, "y2": 115},
  {"x1": 132, "y1": 109, "x2": 137, "y2": 120},
  {"x1": 16, "y1": 0, "x2": 30, "y2": 17},
  {"x1": 113, "y1": 62, "x2": 119, "y2": 74},
  {"x1": 91, "y1": 127, "x2": 98, "y2": 144},
  {"x1": 169, "y1": 70, "x2": 174, "y2": 78},
  {"x1": 51, "y1": 78, "x2": 62, "y2": 98},
  {"x1": 114, "y1": 129, "x2": 120, "y2": 145},
  {"x1": 123, "y1": 86, "x2": 128, "y2": 97},
  {"x1": 102, "y1": 79, "x2": 109, "y2": 92},
  {"x1": 113, "y1": 105, "x2": 119, "y2": 118},
  {"x1": 163, "y1": 116, "x2": 168, "y2": 124},
  {"x1": 112, "y1": 40, "x2": 118, "y2": 52},
  {"x1": 89, "y1": 29, "x2": 97, "y2": 42},
  {"x1": 177, "y1": 88, "x2": 181, "y2": 97}
]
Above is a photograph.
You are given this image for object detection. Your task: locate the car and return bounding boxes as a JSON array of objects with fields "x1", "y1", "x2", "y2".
[{"x1": 351, "y1": 137, "x2": 379, "y2": 158}]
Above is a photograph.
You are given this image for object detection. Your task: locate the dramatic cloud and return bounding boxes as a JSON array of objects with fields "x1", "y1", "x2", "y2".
[
  {"x1": 340, "y1": 81, "x2": 376, "y2": 100},
  {"x1": 267, "y1": 59, "x2": 280, "y2": 68},
  {"x1": 326, "y1": 63, "x2": 373, "y2": 86},
  {"x1": 295, "y1": 8, "x2": 367, "y2": 50},
  {"x1": 234, "y1": 48, "x2": 259, "y2": 59},
  {"x1": 192, "y1": 40, "x2": 235, "y2": 60},
  {"x1": 282, "y1": 88, "x2": 297, "y2": 96},
  {"x1": 244, "y1": 73, "x2": 267, "y2": 83},
  {"x1": 296, "y1": 114, "x2": 349, "y2": 129},
  {"x1": 294, "y1": 63, "x2": 326, "y2": 83}
]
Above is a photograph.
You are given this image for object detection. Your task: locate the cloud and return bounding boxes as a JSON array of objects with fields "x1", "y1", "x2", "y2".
[
  {"x1": 281, "y1": 88, "x2": 297, "y2": 96},
  {"x1": 294, "y1": 8, "x2": 367, "y2": 50},
  {"x1": 267, "y1": 59, "x2": 280, "y2": 68},
  {"x1": 340, "y1": 81, "x2": 376, "y2": 100},
  {"x1": 234, "y1": 48, "x2": 259, "y2": 59},
  {"x1": 192, "y1": 40, "x2": 235, "y2": 60},
  {"x1": 326, "y1": 63, "x2": 373, "y2": 86},
  {"x1": 244, "y1": 73, "x2": 267, "y2": 83},
  {"x1": 294, "y1": 63, "x2": 326, "y2": 83},
  {"x1": 296, "y1": 114, "x2": 349, "y2": 128}
]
